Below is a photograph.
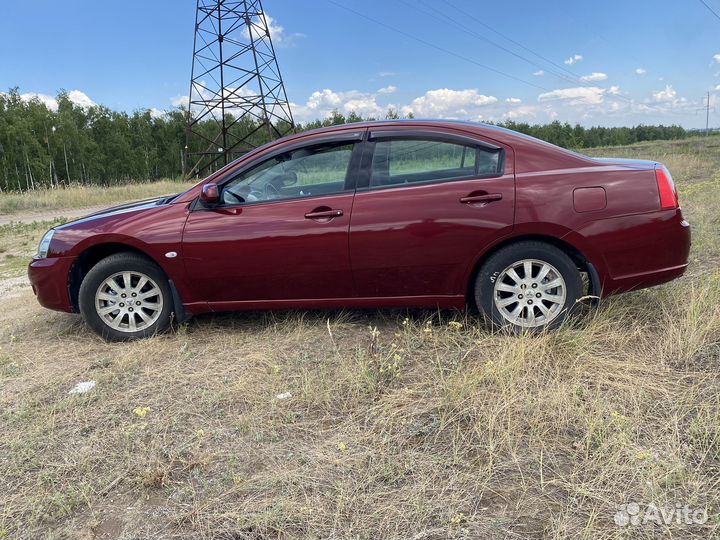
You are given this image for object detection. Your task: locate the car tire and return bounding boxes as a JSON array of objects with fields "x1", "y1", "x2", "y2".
[
  {"x1": 474, "y1": 241, "x2": 583, "y2": 333},
  {"x1": 79, "y1": 252, "x2": 173, "y2": 341}
]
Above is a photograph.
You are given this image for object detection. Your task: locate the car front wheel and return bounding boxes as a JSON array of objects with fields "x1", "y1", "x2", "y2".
[
  {"x1": 79, "y1": 253, "x2": 173, "y2": 341},
  {"x1": 475, "y1": 241, "x2": 583, "y2": 332}
]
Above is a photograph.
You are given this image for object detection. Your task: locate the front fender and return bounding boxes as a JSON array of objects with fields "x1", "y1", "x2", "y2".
[{"x1": 52, "y1": 203, "x2": 195, "y2": 308}]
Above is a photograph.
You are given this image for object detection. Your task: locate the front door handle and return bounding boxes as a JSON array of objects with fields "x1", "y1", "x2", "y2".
[
  {"x1": 304, "y1": 208, "x2": 343, "y2": 220},
  {"x1": 460, "y1": 193, "x2": 503, "y2": 204}
]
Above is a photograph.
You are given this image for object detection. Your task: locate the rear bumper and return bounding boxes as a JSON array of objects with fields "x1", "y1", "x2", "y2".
[
  {"x1": 576, "y1": 209, "x2": 690, "y2": 295},
  {"x1": 28, "y1": 256, "x2": 76, "y2": 313},
  {"x1": 604, "y1": 262, "x2": 688, "y2": 294}
]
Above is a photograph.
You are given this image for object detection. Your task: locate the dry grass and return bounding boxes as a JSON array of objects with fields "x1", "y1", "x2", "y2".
[
  {"x1": 1, "y1": 138, "x2": 720, "y2": 539},
  {"x1": 0, "y1": 221, "x2": 65, "y2": 278},
  {"x1": 582, "y1": 136, "x2": 720, "y2": 185},
  {"x1": 0, "y1": 180, "x2": 195, "y2": 216}
]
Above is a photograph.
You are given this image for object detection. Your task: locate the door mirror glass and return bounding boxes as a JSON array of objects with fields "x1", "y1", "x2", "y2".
[{"x1": 200, "y1": 183, "x2": 220, "y2": 205}]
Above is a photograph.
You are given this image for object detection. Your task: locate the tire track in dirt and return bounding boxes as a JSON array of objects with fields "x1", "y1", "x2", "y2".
[{"x1": 0, "y1": 206, "x2": 107, "y2": 226}]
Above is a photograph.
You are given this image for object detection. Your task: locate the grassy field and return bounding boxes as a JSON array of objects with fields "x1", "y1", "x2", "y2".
[
  {"x1": 0, "y1": 180, "x2": 195, "y2": 216},
  {"x1": 1, "y1": 137, "x2": 720, "y2": 539}
]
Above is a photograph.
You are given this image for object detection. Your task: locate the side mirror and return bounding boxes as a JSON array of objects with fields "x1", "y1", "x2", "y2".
[{"x1": 200, "y1": 183, "x2": 220, "y2": 205}]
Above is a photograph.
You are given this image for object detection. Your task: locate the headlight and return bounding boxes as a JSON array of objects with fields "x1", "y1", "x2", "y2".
[{"x1": 37, "y1": 229, "x2": 55, "y2": 258}]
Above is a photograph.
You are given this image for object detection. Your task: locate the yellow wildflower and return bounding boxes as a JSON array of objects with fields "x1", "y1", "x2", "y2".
[{"x1": 133, "y1": 406, "x2": 151, "y2": 418}]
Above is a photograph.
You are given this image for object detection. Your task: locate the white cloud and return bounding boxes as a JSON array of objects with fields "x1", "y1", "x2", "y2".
[
  {"x1": 538, "y1": 86, "x2": 605, "y2": 105},
  {"x1": 19, "y1": 90, "x2": 96, "y2": 111},
  {"x1": 635, "y1": 68, "x2": 647, "y2": 76},
  {"x1": 148, "y1": 108, "x2": 166, "y2": 119},
  {"x1": 580, "y1": 72, "x2": 608, "y2": 82},
  {"x1": 401, "y1": 88, "x2": 497, "y2": 118},
  {"x1": 564, "y1": 54, "x2": 583, "y2": 65},
  {"x1": 647, "y1": 85, "x2": 688, "y2": 111},
  {"x1": 533, "y1": 70, "x2": 545, "y2": 76},
  {"x1": 171, "y1": 95, "x2": 188, "y2": 108},
  {"x1": 715, "y1": 84, "x2": 720, "y2": 90},
  {"x1": 291, "y1": 89, "x2": 387, "y2": 122},
  {"x1": 241, "y1": 13, "x2": 304, "y2": 47},
  {"x1": 652, "y1": 85, "x2": 678, "y2": 103},
  {"x1": 378, "y1": 71, "x2": 397, "y2": 78},
  {"x1": 377, "y1": 85, "x2": 397, "y2": 95},
  {"x1": 714, "y1": 54, "x2": 720, "y2": 64},
  {"x1": 20, "y1": 92, "x2": 57, "y2": 110},
  {"x1": 173, "y1": 76, "x2": 706, "y2": 129},
  {"x1": 503, "y1": 105, "x2": 541, "y2": 120},
  {"x1": 179, "y1": 81, "x2": 268, "y2": 119},
  {"x1": 66, "y1": 90, "x2": 96, "y2": 108}
]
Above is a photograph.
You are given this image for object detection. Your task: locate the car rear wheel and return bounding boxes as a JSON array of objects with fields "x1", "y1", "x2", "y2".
[
  {"x1": 475, "y1": 241, "x2": 583, "y2": 332},
  {"x1": 79, "y1": 253, "x2": 173, "y2": 341}
]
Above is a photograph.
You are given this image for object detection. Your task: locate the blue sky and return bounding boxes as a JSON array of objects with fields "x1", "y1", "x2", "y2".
[{"x1": 2, "y1": 0, "x2": 719, "y2": 128}]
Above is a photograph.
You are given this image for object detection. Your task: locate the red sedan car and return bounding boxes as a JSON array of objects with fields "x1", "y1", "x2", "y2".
[{"x1": 29, "y1": 120, "x2": 690, "y2": 340}]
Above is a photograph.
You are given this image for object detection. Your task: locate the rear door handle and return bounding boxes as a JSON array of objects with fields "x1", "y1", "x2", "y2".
[
  {"x1": 304, "y1": 209, "x2": 343, "y2": 219},
  {"x1": 460, "y1": 193, "x2": 503, "y2": 204}
]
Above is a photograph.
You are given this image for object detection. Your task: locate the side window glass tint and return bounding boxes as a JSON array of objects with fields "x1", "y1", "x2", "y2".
[
  {"x1": 370, "y1": 138, "x2": 501, "y2": 188},
  {"x1": 222, "y1": 142, "x2": 354, "y2": 204}
]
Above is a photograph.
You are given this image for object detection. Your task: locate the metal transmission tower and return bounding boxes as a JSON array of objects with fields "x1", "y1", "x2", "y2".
[{"x1": 185, "y1": 0, "x2": 295, "y2": 177}]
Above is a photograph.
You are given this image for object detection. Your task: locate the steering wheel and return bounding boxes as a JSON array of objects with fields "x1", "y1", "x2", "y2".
[
  {"x1": 264, "y1": 182, "x2": 281, "y2": 198},
  {"x1": 223, "y1": 189, "x2": 245, "y2": 205}
]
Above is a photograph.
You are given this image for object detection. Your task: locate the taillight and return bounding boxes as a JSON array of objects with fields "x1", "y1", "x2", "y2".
[{"x1": 655, "y1": 166, "x2": 678, "y2": 210}]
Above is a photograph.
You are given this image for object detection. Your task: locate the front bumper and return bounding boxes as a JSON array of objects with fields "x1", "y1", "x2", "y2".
[{"x1": 28, "y1": 256, "x2": 76, "y2": 313}]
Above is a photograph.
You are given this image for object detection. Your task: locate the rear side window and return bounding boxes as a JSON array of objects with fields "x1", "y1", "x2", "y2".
[{"x1": 370, "y1": 138, "x2": 502, "y2": 188}]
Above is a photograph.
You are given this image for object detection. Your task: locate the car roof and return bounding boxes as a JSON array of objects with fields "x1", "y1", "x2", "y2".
[
  {"x1": 288, "y1": 119, "x2": 594, "y2": 164},
  {"x1": 177, "y1": 118, "x2": 599, "y2": 196}
]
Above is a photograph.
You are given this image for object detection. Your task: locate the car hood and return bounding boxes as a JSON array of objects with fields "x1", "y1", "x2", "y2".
[{"x1": 56, "y1": 195, "x2": 174, "y2": 230}]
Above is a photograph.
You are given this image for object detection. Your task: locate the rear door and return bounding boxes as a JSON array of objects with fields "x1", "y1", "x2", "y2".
[{"x1": 349, "y1": 128, "x2": 515, "y2": 299}]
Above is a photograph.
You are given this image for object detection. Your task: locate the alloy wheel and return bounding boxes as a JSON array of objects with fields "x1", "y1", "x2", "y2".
[
  {"x1": 94, "y1": 271, "x2": 164, "y2": 332},
  {"x1": 493, "y1": 259, "x2": 567, "y2": 328}
]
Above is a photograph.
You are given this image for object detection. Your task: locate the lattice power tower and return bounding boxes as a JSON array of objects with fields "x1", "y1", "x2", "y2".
[{"x1": 185, "y1": 0, "x2": 295, "y2": 177}]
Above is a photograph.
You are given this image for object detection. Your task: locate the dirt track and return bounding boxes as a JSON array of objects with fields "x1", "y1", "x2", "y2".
[
  {"x1": 0, "y1": 275, "x2": 29, "y2": 297},
  {"x1": 0, "y1": 206, "x2": 107, "y2": 226}
]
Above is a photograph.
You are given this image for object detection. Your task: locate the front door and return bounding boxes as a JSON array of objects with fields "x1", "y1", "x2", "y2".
[
  {"x1": 349, "y1": 129, "x2": 515, "y2": 299},
  {"x1": 182, "y1": 134, "x2": 363, "y2": 306}
]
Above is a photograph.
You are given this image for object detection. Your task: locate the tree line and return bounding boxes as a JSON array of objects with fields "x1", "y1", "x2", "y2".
[{"x1": 0, "y1": 88, "x2": 694, "y2": 192}]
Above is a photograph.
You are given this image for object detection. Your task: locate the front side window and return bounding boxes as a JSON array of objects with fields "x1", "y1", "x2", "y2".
[
  {"x1": 222, "y1": 142, "x2": 354, "y2": 205},
  {"x1": 370, "y1": 138, "x2": 502, "y2": 188}
]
